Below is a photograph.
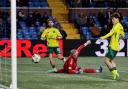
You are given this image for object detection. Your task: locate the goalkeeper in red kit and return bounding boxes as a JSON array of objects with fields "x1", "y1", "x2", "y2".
[{"x1": 49, "y1": 40, "x2": 103, "y2": 74}]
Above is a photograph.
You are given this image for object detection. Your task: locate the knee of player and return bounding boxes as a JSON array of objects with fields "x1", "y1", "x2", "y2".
[
  {"x1": 48, "y1": 54, "x2": 53, "y2": 59},
  {"x1": 57, "y1": 54, "x2": 63, "y2": 59}
]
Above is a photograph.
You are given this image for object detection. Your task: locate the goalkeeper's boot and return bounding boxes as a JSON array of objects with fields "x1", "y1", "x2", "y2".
[
  {"x1": 112, "y1": 70, "x2": 119, "y2": 80},
  {"x1": 98, "y1": 66, "x2": 103, "y2": 73}
]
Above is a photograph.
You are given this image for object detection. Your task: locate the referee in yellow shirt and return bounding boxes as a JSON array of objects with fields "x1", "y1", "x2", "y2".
[
  {"x1": 41, "y1": 19, "x2": 65, "y2": 72},
  {"x1": 100, "y1": 13, "x2": 125, "y2": 80}
]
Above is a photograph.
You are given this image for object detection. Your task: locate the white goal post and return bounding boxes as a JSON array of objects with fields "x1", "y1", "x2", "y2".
[{"x1": 11, "y1": 0, "x2": 17, "y2": 89}]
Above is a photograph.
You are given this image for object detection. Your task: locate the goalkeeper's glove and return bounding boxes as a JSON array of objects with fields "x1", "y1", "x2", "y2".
[
  {"x1": 97, "y1": 38, "x2": 102, "y2": 42},
  {"x1": 84, "y1": 40, "x2": 91, "y2": 46}
]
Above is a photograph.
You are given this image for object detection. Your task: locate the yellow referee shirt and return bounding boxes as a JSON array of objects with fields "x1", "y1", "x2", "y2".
[
  {"x1": 41, "y1": 27, "x2": 62, "y2": 47},
  {"x1": 101, "y1": 22, "x2": 125, "y2": 51}
]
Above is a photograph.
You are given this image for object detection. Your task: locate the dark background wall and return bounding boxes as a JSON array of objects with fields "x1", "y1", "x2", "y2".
[{"x1": 0, "y1": 39, "x2": 127, "y2": 57}]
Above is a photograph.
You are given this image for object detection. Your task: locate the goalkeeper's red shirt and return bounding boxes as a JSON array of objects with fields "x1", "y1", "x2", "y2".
[{"x1": 63, "y1": 44, "x2": 85, "y2": 74}]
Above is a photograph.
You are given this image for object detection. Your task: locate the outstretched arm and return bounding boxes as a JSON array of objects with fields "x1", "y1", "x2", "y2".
[
  {"x1": 41, "y1": 29, "x2": 47, "y2": 40},
  {"x1": 100, "y1": 28, "x2": 114, "y2": 40},
  {"x1": 77, "y1": 40, "x2": 91, "y2": 56}
]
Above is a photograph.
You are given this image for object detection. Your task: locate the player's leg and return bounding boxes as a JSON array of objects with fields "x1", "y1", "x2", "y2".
[
  {"x1": 104, "y1": 57, "x2": 113, "y2": 69},
  {"x1": 47, "y1": 47, "x2": 57, "y2": 72},
  {"x1": 57, "y1": 53, "x2": 66, "y2": 62},
  {"x1": 83, "y1": 66, "x2": 103, "y2": 73},
  {"x1": 105, "y1": 58, "x2": 119, "y2": 80},
  {"x1": 56, "y1": 68, "x2": 64, "y2": 73},
  {"x1": 105, "y1": 47, "x2": 118, "y2": 79},
  {"x1": 47, "y1": 53, "x2": 58, "y2": 72},
  {"x1": 111, "y1": 60, "x2": 116, "y2": 68},
  {"x1": 83, "y1": 68, "x2": 96, "y2": 73},
  {"x1": 111, "y1": 60, "x2": 119, "y2": 79},
  {"x1": 48, "y1": 53, "x2": 55, "y2": 68},
  {"x1": 55, "y1": 47, "x2": 66, "y2": 62},
  {"x1": 104, "y1": 47, "x2": 116, "y2": 70}
]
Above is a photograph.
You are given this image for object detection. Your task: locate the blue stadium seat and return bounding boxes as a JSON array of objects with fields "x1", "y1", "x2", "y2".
[
  {"x1": 81, "y1": 27, "x2": 89, "y2": 30},
  {"x1": 24, "y1": 34, "x2": 31, "y2": 39},
  {"x1": 29, "y1": 27, "x2": 35, "y2": 30},
  {"x1": 82, "y1": 30, "x2": 87, "y2": 35},
  {"x1": 125, "y1": 32, "x2": 128, "y2": 39},
  {"x1": 22, "y1": 28, "x2": 29, "y2": 33},
  {"x1": 34, "y1": 2, "x2": 40, "y2": 7},
  {"x1": 19, "y1": 21, "x2": 27, "y2": 28},
  {"x1": 35, "y1": 21, "x2": 41, "y2": 27},
  {"x1": 28, "y1": 0, "x2": 48, "y2": 7},
  {"x1": 17, "y1": 34, "x2": 23, "y2": 39},
  {"x1": 17, "y1": 30, "x2": 22, "y2": 35},
  {"x1": 123, "y1": 16, "x2": 128, "y2": 20},
  {"x1": 28, "y1": 2, "x2": 33, "y2": 7}
]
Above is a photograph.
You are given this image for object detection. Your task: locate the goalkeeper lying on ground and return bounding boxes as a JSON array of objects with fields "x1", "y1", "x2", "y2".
[{"x1": 48, "y1": 40, "x2": 103, "y2": 74}]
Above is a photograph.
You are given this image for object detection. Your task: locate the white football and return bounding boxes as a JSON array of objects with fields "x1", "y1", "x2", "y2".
[{"x1": 32, "y1": 54, "x2": 41, "y2": 63}]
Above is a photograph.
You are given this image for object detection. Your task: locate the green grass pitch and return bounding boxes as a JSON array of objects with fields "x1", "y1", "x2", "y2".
[{"x1": 17, "y1": 57, "x2": 128, "y2": 89}]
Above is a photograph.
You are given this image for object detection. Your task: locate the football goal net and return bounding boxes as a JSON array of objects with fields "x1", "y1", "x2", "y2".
[
  {"x1": 0, "y1": 0, "x2": 17, "y2": 89},
  {"x1": 0, "y1": 46, "x2": 11, "y2": 89}
]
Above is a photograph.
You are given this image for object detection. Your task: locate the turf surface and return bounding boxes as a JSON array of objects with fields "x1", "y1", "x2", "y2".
[{"x1": 16, "y1": 57, "x2": 128, "y2": 89}]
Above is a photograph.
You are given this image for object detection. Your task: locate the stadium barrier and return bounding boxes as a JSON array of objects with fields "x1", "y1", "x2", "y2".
[
  {"x1": 0, "y1": 7, "x2": 52, "y2": 16},
  {"x1": 0, "y1": 39, "x2": 127, "y2": 57}
]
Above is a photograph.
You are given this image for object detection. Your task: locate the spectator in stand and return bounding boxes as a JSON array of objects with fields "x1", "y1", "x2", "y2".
[
  {"x1": 107, "y1": 21, "x2": 113, "y2": 32},
  {"x1": 105, "y1": 8, "x2": 112, "y2": 24},
  {"x1": 74, "y1": 0, "x2": 82, "y2": 7},
  {"x1": 91, "y1": 23, "x2": 100, "y2": 37},
  {"x1": 41, "y1": 12, "x2": 50, "y2": 25},
  {"x1": 97, "y1": 10, "x2": 108, "y2": 27},
  {"x1": 35, "y1": 19, "x2": 41, "y2": 27},
  {"x1": 52, "y1": 18, "x2": 60, "y2": 28},
  {"x1": 75, "y1": 12, "x2": 87, "y2": 28},
  {"x1": 40, "y1": 23, "x2": 46, "y2": 33},
  {"x1": 6, "y1": 16, "x2": 11, "y2": 38},
  {"x1": 56, "y1": 24, "x2": 67, "y2": 40},
  {"x1": 0, "y1": 12, "x2": 10, "y2": 38},
  {"x1": 86, "y1": 15, "x2": 95, "y2": 27},
  {"x1": 27, "y1": 12, "x2": 35, "y2": 27},
  {"x1": 38, "y1": 23, "x2": 47, "y2": 39},
  {"x1": 100, "y1": 24, "x2": 110, "y2": 36},
  {"x1": 17, "y1": 11, "x2": 26, "y2": 22},
  {"x1": 32, "y1": 11, "x2": 41, "y2": 23}
]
